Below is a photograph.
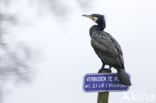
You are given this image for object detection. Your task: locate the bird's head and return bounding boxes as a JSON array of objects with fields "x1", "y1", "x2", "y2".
[{"x1": 82, "y1": 14, "x2": 105, "y2": 24}]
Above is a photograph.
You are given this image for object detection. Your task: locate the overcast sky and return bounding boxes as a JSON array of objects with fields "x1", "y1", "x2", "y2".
[{"x1": 1, "y1": 0, "x2": 156, "y2": 103}]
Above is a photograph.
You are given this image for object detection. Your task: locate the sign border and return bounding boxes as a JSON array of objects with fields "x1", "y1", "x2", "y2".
[{"x1": 83, "y1": 73, "x2": 130, "y2": 92}]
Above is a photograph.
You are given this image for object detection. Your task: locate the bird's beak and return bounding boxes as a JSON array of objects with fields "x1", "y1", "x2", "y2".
[
  {"x1": 82, "y1": 14, "x2": 98, "y2": 22},
  {"x1": 82, "y1": 14, "x2": 92, "y2": 19}
]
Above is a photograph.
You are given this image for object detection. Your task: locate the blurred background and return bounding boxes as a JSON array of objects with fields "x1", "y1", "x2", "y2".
[{"x1": 0, "y1": 0, "x2": 156, "y2": 103}]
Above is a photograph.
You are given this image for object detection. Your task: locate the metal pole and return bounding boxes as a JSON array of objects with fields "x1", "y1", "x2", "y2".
[{"x1": 97, "y1": 69, "x2": 112, "y2": 103}]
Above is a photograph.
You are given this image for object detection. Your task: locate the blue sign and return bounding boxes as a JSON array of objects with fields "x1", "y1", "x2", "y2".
[{"x1": 83, "y1": 73, "x2": 130, "y2": 92}]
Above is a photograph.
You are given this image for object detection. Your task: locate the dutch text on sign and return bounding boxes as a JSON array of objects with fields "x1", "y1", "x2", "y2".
[{"x1": 83, "y1": 73, "x2": 130, "y2": 92}]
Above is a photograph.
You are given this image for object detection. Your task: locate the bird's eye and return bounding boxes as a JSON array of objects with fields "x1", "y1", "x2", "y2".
[{"x1": 92, "y1": 17, "x2": 98, "y2": 22}]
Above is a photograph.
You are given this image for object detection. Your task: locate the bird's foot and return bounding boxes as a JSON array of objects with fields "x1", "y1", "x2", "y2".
[{"x1": 98, "y1": 68, "x2": 111, "y2": 73}]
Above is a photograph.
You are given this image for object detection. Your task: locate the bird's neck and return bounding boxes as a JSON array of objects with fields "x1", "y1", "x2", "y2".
[
  {"x1": 89, "y1": 21, "x2": 106, "y2": 36},
  {"x1": 98, "y1": 20, "x2": 106, "y2": 30}
]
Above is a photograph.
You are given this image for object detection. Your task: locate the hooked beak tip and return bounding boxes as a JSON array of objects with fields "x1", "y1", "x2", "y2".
[{"x1": 82, "y1": 14, "x2": 89, "y2": 17}]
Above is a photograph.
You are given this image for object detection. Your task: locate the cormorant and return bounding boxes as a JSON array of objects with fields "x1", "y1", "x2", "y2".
[{"x1": 83, "y1": 14, "x2": 131, "y2": 86}]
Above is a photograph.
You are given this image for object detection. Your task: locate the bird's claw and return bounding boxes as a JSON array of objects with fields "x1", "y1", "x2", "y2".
[{"x1": 98, "y1": 68, "x2": 111, "y2": 73}]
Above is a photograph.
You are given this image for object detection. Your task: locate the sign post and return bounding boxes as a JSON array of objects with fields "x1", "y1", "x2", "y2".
[
  {"x1": 83, "y1": 69, "x2": 130, "y2": 103},
  {"x1": 97, "y1": 69, "x2": 111, "y2": 103}
]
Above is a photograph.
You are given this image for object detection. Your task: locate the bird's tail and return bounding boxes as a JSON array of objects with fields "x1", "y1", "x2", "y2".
[{"x1": 117, "y1": 69, "x2": 131, "y2": 86}]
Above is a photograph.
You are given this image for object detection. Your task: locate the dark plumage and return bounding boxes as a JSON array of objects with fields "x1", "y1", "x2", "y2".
[{"x1": 83, "y1": 14, "x2": 131, "y2": 86}]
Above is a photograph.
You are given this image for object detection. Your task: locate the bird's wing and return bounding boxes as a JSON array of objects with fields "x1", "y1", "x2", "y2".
[
  {"x1": 105, "y1": 32, "x2": 123, "y2": 55},
  {"x1": 91, "y1": 31, "x2": 120, "y2": 56}
]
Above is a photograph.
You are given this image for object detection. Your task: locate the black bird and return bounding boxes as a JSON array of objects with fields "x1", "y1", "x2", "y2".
[{"x1": 83, "y1": 14, "x2": 131, "y2": 86}]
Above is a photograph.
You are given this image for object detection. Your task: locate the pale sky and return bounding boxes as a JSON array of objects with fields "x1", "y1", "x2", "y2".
[{"x1": 1, "y1": 0, "x2": 156, "y2": 103}]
